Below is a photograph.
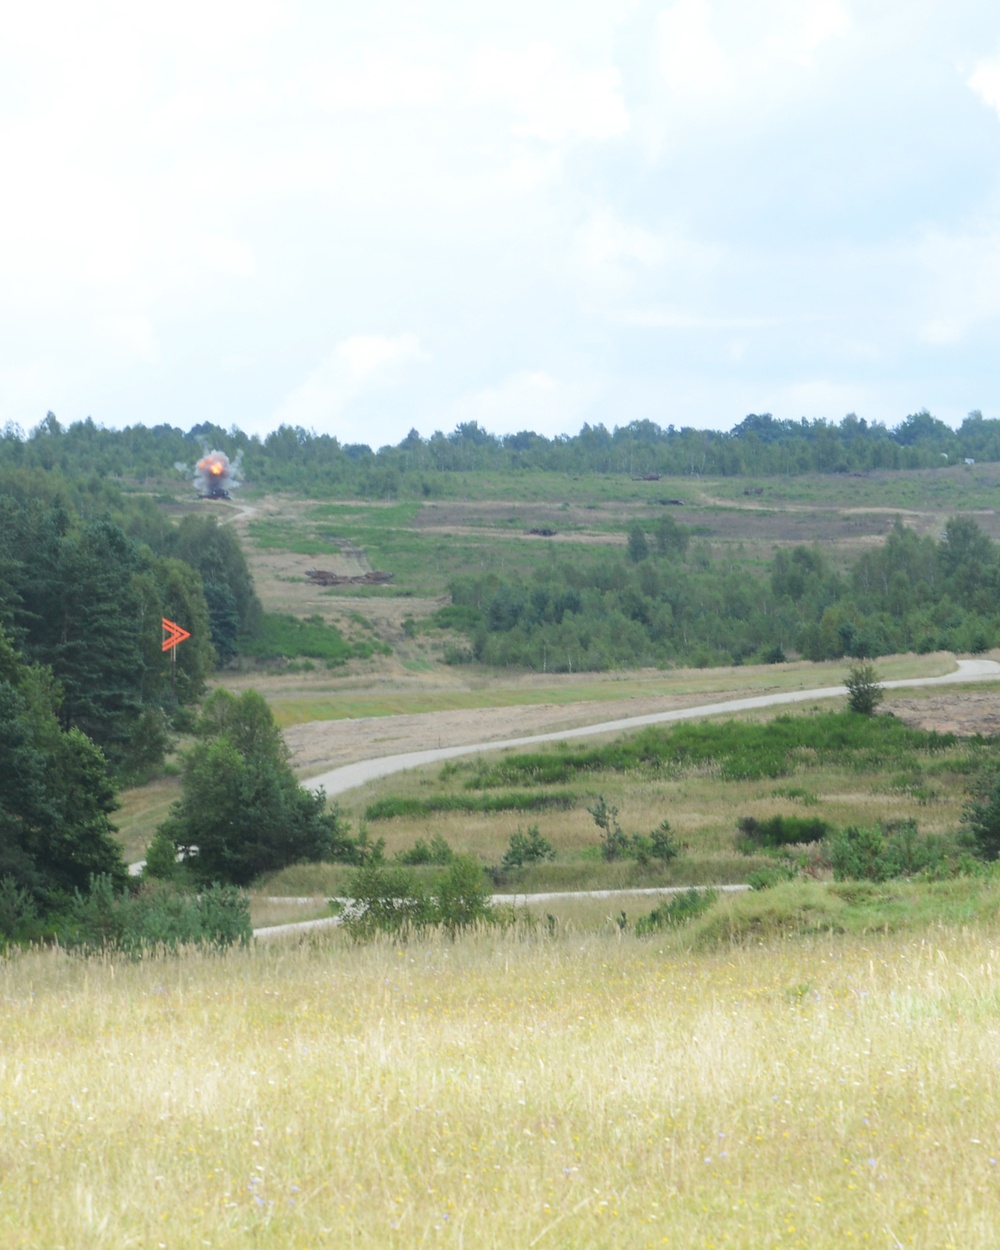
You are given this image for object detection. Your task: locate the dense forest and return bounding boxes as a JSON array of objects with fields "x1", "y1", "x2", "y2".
[
  {"x1": 0, "y1": 464, "x2": 261, "y2": 774},
  {"x1": 3, "y1": 406, "x2": 1000, "y2": 498},
  {"x1": 440, "y1": 516, "x2": 1000, "y2": 671}
]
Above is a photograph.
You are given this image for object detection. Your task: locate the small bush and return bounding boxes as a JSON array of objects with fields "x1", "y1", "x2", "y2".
[
  {"x1": 635, "y1": 888, "x2": 717, "y2": 935},
  {"x1": 737, "y1": 815, "x2": 830, "y2": 849},
  {"x1": 650, "y1": 820, "x2": 680, "y2": 860},
  {"x1": 62, "y1": 876, "x2": 251, "y2": 956},
  {"x1": 436, "y1": 856, "x2": 495, "y2": 937},
  {"x1": 588, "y1": 796, "x2": 630, "y2": 862},
  {"x1": 845, "y1": 662, "x2": 884, "y2": 715},
  {"x1": 343, "y1": 864, "x2": 434, "y2": 941},
  {"x1": 747, "y1": 865, "x2": 797, "y2": 891},
  {"x1": 396, "y1": 834, "x2": 455, "y2": 866},
  {"x1": 962, "y1": 770, "x2": 1000, "y2": 861},
  {"x1": 0, "y1": 876, "x2": 41, "y2": 944},
  {"x1": 345, "y1": 856, "x2": 498, "y2": 941},
  {"x1": 829, "y1": 821, "x2": 946, "y2": 882},
  {"x1": 500, "y1": 825, "x2": 555, "y2": 873}
]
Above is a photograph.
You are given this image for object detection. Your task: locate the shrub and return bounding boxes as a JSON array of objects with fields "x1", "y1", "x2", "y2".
[
  {"x1": 737, "y1": 815, "x2": 830, "y2": 849},
  {"x1": 62, "y1": 875, "x2": 251, "y2": 955},
  {"x1": 500, "y1": 825, "x2": 555, "y2": 872},
  {"x1": 747, "y1": 865, "x2": 796, "y2": 891},
  {"x1": 0, "y1": 875, "x2": 41, "y2": 944},
  {"x1": 845, "y1": 662, "x2": 884, "y2": 715},
  {"x1": 345, "y1": 856, "x2": 496, "y2": 941},
  {"x1": 396, "y1": 834, "x2": 455, "y2": 866},
  {"x1": 647, "y1": 820, "x2": 681, "y2": 862},
  {"x1": 635, "y1": 888, "x2": 717, "y2": 935},
  {"x1": 343, "y1": 864, "x2": 434, "y2": 941},
  {"x1": 962, "y1": 770, "x2": 1000, "y2": 861},
  {"x1": 588, "y1": 796, "x2": 630, "y2": 861},
  {"x1": 436, "y1": 856, "x2": 495, "y2": 937},
  {"x1": 829, "y1": 821, "x2": 945, "y2": 882}
]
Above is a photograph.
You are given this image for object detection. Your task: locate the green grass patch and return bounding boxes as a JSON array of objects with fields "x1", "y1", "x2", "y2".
[
  {"x1": 363, "y1": 790, "x2": 578, "y2": 822},
  {"x1": 690, "y1": 873, "x2": 1000, "y2": 947},
  {"x1": 243, "y1": 612, "x2": 388, "y2": 665},
  {"x1": 464, "y1": 711, "x2": 958, "y2": 788}
]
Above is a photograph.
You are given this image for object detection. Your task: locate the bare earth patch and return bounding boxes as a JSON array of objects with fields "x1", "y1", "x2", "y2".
[{"x1": 889, "y1": 690, "x2": 1000, "y2": 737}]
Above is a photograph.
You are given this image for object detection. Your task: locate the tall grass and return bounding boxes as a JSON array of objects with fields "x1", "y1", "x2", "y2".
[{"x1": 5, "y1": 917, "x2": 1000, "y2": 1247}]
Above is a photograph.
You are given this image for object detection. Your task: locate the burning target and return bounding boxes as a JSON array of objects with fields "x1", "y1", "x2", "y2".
[{"x1": 194, "y1": 451, "x2": 240, "y2": 499}]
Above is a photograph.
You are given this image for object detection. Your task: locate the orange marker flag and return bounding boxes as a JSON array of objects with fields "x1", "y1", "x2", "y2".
[{"x1": 162, "y1": 618, "x2": 191, "y2": 652}]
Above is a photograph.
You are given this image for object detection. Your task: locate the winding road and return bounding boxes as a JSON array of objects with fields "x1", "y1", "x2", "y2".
[{"x1": 303, "y1": 657, "x2": 1000, "y2": 799}]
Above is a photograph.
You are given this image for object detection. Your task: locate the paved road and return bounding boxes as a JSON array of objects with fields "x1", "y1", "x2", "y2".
[{"x1": 303, "y1": 657, "x2": 1000, "y2": 799}]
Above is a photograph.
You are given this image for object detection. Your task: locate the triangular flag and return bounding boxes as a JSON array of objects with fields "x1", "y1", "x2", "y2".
[{"x1": 162, "y1": 618, "x2": 191, "y2": 652}]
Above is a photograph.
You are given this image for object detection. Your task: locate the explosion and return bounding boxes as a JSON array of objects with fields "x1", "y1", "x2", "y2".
[{"x1": 194, "y1": 451, "x2": 239, "y2": 499}]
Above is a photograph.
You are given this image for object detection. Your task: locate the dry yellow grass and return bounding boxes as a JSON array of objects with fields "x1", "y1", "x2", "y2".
[{"x1": 3, "y1": 924, "x2": 1000, "y2": 1247}]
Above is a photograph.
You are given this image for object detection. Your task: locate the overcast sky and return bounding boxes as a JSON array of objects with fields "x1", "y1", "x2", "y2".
[{"x1": 3, "y1": 0, "x2": 1000, "y2": 447}]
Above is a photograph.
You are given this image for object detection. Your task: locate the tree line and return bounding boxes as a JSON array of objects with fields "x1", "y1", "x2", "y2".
[{"x1": 3, "y1": 406, "x2": 1000, "y2": 499}]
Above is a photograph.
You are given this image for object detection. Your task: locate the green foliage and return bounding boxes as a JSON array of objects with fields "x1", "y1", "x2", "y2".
[
  {"x1": 396, "y1": 834, "x2": 455, "y2": 866},
  {"x1": 829, "y1": 820, "x2": 946, "y2": 882},
  {"x1": 588, "y1": 796, "x2": 630, "y2": 861},
  {"x1": 737, "y1": 814, "x2": 830, "y2": 849},
  {"x1": 962, "y1": 770, "x2": 1000, "y2": 861},
  {"x1": 845, "y1": 663, "x2": 884, "y2": 715},
  {"x1": 435, "y1": 856, "x2": 495, "y2": 937},
  {"x1": 363, "y1": 790, "x2": 575, "y2": 822},
  {"x1": 635, "y1": 888, "x2": 718, "y2": 935},
  {"x1": 632, "y1": 820, "x2": 682, "y2": 866},
  {"x1": 156, "y1": 689, "x2": 354, "y2": 886},
  {"x1": 343, "y1": 864, "x2": 435, "y2": 940},
  {"x1": 0, "y1": 628, "x2": 127, "y2": 913},
  {"x1": 0, "y1": 875, "x2": 41, "y2": 943},
  {"x1": 62, "y1": 875, "x2": 251, "y2": 955},
  {"x1": 344, "y1": 855, "x2": 497, "y2": 941},
  {"x1": 469, "y1": 712, "x2": 955, "y2": 789},
  {"x1": 500, "y1": 825, "x2": 556, "y2": 872},
  {"x1": 747, "y1": 864, "x2": 797, "y2": 890},
  {"x1": 243, "y1": 612, "x2": 386, "y2": 666},
  {"x1": 626, "y1": 523, "x2": 649, "y2": 563}
]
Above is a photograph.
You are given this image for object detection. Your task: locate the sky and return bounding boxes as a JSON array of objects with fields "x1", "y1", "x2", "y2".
[{"x1": 2, "y1": 0, "x2": 1000, "y2": 449}]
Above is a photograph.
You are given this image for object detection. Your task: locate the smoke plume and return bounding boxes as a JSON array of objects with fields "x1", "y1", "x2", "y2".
[{"x1": 193, "y1": 451, "x2": 240, "y2": 499}]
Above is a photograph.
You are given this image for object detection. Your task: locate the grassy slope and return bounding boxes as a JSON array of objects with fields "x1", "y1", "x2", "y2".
[{"x1": 5, "y1": 919, "x2": 1000, "y2": 1247}]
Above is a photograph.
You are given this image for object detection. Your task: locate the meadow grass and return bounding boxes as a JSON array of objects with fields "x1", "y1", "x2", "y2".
[
  {"x1": 5, "y1": 916, "x2": 1000, "y2": 1247},
  {"x1": 263, "y1": 653, "x2": 953, "y2": 727}
]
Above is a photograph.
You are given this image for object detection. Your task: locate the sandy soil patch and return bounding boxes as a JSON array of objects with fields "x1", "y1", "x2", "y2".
[{"x1": 889, "y1": 691, "x2": 1000, "y2": 737}]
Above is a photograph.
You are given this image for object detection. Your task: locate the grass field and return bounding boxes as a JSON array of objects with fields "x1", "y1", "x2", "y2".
[
  {"x1": 5, "y1": 912, "x2": 1000, "y2": 1248},
  {"x1": 11, "y1": 471, "x2": 1000, "y2": 1246}
]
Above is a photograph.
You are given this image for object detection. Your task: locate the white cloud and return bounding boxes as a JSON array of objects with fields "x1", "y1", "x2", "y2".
[
  {"x1": 653, "y1": 0, "x2": 851, "y2": 121},
  {"x1": 272, "y1": 334, "x2": 426, "y2": 432},
  {"x1": 95, "y1": 315, "x2": 160, "y2": 365},
  {"x1": 449, "y1": 369, "x2": 591, "y2": 437},
  {"x1": 613, "y1": 307, "x2": 774, "y2": 330},
  {"x1": 468, "y1": 43, "x2": 629, "y2": 143},
  {"x1": 914, "y1": 224, "x2": 1000, "y2": 346},
  {"x1": 968, "y1": 54, "x2": 1000, "y2": 120},
  {"x1": 312, "y1": 57, "x2": 449, "y2": 112},
  {"x1": 568, "y1": 210, "x2": 666, "y2": 295}
]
